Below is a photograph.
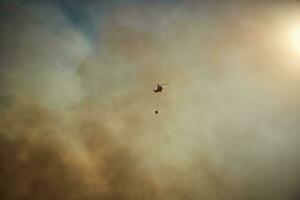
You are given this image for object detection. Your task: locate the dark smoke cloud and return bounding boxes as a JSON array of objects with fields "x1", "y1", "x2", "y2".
[
  {"x1": 1, "y1": 0, "x2": 300, "y2": 200},
  {"x1": 0, "y1": 102, "x2": 162, "y2": 200}
]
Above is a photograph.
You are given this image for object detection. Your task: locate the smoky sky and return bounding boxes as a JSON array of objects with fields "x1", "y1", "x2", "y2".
[{"x1": 1, "y1": 0, "x2": 300, "y2": 200}]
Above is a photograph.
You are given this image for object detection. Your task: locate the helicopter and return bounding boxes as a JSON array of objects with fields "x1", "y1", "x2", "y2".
[{"x1": 152, "y1": 83, "x2": 169, "y2": 114}]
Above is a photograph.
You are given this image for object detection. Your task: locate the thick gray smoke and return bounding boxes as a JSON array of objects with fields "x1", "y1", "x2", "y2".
[{"x1": 0, "y1": 1, "x2": 300, "y2": 199}]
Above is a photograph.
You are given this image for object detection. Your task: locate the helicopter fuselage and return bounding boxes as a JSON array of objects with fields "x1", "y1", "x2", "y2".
[{"x1": 153, "y1": 84, "x2": 163, "y2": 93}]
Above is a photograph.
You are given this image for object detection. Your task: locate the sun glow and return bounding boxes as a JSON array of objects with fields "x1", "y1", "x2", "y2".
[{"x1": 290, "y1": 26, "x2": 300, "y2": 52}]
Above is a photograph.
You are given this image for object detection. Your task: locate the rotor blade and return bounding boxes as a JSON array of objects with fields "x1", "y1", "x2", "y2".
[{"x1": 160, "y1": 83, "x2": 169, "y2": 86}]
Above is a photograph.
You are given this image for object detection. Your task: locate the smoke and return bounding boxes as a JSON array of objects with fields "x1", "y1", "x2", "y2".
[{"x1": 0, "y1": 0, "x2": 300, "y2": 199}]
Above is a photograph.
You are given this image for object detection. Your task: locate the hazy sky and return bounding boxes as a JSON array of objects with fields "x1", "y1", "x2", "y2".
[{"x1": 0, "y1": 0, "x2": 300, "y2": 200}]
